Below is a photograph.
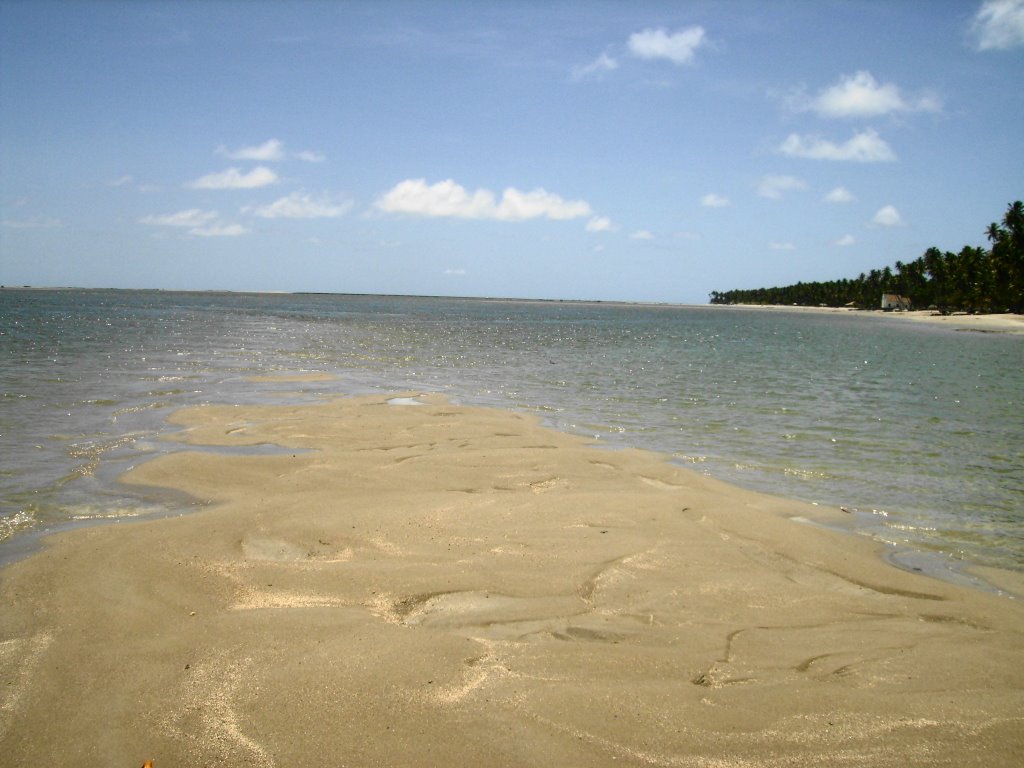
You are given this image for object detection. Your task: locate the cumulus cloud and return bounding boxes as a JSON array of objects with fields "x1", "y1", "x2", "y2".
[
  {"x1": 245, "y1": 191, "x2": 353, "y2": 219},
  {"x1": 834, "y1": 234, "x2": 856, "y2": 246},
  {"x1": 700, "y1": 193, "x2": 731, "y2": 208},
  {"x1": 769, "y1": 241, "x2": 795, "y2": 251},
  {"x1": 189, "y1": 166, "x2": 278, "y2": 190},
  {"x1": 871, "y1": 205, "x2": 905, "y2": 227},
  {"x1": 824, "y1": 186, "x2": 856, "y2": 203},
  {"x1": 571, "y1": 52, "x2": 619, "y2": 81},
  {"x1": 586, "y1": 216, "x2": 614, "y2": 232},
  {"x1": 217, "y1": 140, "x2": 325, "y2": 163},
  {"x1": 630, "y1": 229, "x2": 655, "y2": 240},
  {"x1": 374, "y1": 178, "x2": 593, "y2": 222},
  {"x1": 107, "y1": 174, "x2": 159, "y2": 193},
  {"x1": 499, "y1": 187, "x2": 593, "y2": 221},
  {"x1": 778, "y1": 129, "x2": 896, "y2": 162},
  {"x1": 190, "y1": 223, "x2": 249, "y2": 237},
  {"x1": 799, "y1": 71, "x2": 940, "y2": 118},
  {"x1": 757, "y1": 175, "x2": 807, "y2": 199},
  {"x1": 139, "y1": 209, "x2": 218, "y2": 228},
  {"x1": 628, "y1": 26, "x2": 706, "y2": 64},
  {"x1": 971, "y1": 0, "x2": 1024, "y2": 50},
  {"x1": 218, "y1": 139, "x2": 285, "y2": 161},
  {"x1": 139, "y1": 208, "x2": 247, "y2": 237}
]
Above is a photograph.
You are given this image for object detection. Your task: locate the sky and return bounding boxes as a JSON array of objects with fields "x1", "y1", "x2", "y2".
[{"x1": 1, "y1": 0, "x2": 1022, "y2": 304}]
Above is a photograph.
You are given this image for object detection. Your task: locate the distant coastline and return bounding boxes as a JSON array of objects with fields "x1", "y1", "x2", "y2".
[
  {"x1": 711, "y1": 201, "x2": 1024, "y2": 316},
  {"x1": 5, "y1": 284, "x2": 1024, "y2": 333}
]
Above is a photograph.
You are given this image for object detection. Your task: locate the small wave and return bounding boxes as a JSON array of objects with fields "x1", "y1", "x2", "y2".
[
  {"x1": 66, "y1": 504, "x2": 153, "y2": 521},
  {"x1": 63, "y1": 434, "x2": 142, "y2": 477},
  {"x1": 577, "y1": 422, "x2": 629, "y2": 435},
  {"x1": 782, "y1": 467, "x2": 832, "y2": 481},
  {"x1": 0, "y1": 509, "x2": 37, "y2": 543},
  {"x1": 112, "y1": 401, "x2": 173, "y2": 417},
  {"x1": 672, "y1": 454, "x2": 708, "y2": 464}
]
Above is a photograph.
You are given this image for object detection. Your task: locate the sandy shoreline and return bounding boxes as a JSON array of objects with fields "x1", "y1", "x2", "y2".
[
  {"x1": 2, "y1": 393, "x2": 1023, "y2": 766},
  {"x1": 720, "y1": 303, "x2": 1024, "y2": 334}
]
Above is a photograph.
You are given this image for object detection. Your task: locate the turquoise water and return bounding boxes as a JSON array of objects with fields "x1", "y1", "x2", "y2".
[{"x1": 2, "y1": 288, "x2": 1022, "y2": 572}]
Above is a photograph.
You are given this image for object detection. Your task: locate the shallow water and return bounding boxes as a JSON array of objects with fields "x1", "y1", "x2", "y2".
[{"x1": 2, "y1": 289, "x2": 1022, "y2": 571}]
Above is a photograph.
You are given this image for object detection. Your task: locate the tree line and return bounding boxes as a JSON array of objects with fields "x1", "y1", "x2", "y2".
[{"x1": 709, "y1": 201, "x2": 1024, "y2": 313}]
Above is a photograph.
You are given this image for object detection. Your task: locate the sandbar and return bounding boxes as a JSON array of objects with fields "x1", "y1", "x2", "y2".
[{"x1": 1, "y1": 394, "x2": 1022, "y2": 766}]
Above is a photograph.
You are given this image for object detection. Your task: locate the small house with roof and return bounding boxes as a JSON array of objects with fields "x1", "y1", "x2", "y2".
[{"x1": 881, "y1": 293, "x2": 912, "y2": 311}]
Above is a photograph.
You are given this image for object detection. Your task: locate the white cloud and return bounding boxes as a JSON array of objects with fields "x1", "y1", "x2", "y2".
[
  {"x1": 700, "y1": 193, "x2": 731, "y2": 208},
  {"x1": 189, "y1": 166, "x2": 279, "y2": 190},
  {"x1": 871, "y1": 205, "x2": 905, "y2": 227},
  {"x1": 586, "y1": 216, "x2": 614, "y2": 232},
  {"x1": 824, "y1": 186, "x2": 856, "y2": 203},
  {"x1": 630, "y1": 229, "x2": 655, "y2": 240},
  {"x1": 834, "y1": 234, "x2": 856, "y2": 246},
  {"x1": 444, "y1": 268, "x2": 467, "y2": 275},
  {"x1": 769, "y1": 241, "x2": 795, "y2": 250},
  {"x1": 571, "y1": 52, "x2": 619, "y2": 81},
  {"x1": 628, "y1": 26, "x2": 706, "y2": 65},
  {"x1": 246, "y1": 191, "x2": 353, "y2": 219},
  {"x1": 778, "y1": 129, "x2": 896, "y2": 162},
  {"x1": 107, "y1": 175, "x2": 159, "y2": 193},
  {"x1": 139, "y1": 208, "x2": 247, "y2": 237},
  {"x1": 139, "y1": 209, "x2": 218, "y2": 228},
  {"x1": 498, "y1": 187, "x2": 592, "y2": 220},
  {"x1": 374, "y1": 178, "x2": 593, "y2": 222},
  {"x1": 375, "y1": 179, "x2": 491, "y2": 218},
  {"x1": 501, "y1": 188, "x2": 593, "y2": 221},
  {"x1": 972, "y1": 0, "x2": 1024, "y2": 50},
  {"x1": 190, "y1": 223, "x2": 249, "y2": 237},
  {"x1": 757, "y1": 175, "x2": 807, "y2": 199},
  {"x1": 217, "y1": 140, "x2": 325, "y2": 163},
  {"x1": 218, "y1": 139, "x2": 285, "y2": 161},
  {"x1": 802, "y1": 71, "x2": 940, "y2": 118}
]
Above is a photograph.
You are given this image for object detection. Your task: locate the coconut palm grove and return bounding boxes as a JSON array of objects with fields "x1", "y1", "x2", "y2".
[{"x1": 710, "y1": 201, "x2": 1024, "y2": 313}]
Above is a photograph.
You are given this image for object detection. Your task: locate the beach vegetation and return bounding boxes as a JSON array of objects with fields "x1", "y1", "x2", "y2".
[{"x1": 710, "y1": 201, "x2": 1024, "y2": 313}]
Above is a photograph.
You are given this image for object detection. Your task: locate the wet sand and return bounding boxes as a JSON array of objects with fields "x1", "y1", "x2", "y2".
[{"x1": 2, "y1": 393, "x2": 1022, "y2": 766}]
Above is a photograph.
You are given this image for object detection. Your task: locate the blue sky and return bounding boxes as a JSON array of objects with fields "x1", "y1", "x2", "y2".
[{"x1": 2, "y1": 0, "x2": 1022, "y2": 303}]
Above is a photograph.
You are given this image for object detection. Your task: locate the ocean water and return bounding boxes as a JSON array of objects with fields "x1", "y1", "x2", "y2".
[{"x1": 2, "y1": 288, "x2": 1022, "y2": 575}]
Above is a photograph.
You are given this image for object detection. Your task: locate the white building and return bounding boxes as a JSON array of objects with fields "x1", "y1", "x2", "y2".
[{"x1": 881, "y1": 293, "x2": 912, "y2": 311}]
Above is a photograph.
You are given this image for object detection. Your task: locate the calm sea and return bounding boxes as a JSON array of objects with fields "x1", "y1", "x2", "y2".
[{"x1": 2, "y1": 289, "x2": 1022, "y2": 578}]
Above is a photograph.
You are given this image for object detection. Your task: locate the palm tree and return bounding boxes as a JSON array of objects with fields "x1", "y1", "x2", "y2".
[
  {"x1": 994, "y1": 201, "x2": 1024, "y2": 311},
  {"x1": 705, "y1": 201, "x2": 1023, "y2": 312}
]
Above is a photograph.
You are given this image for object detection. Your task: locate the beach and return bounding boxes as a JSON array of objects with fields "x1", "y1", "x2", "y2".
[
  {"x1": 725, "y1": 304, "x2": 1024, "y2": 335},
  {"x1": 2, "y1": 391, "x2": 1022, "y2": 766}
]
